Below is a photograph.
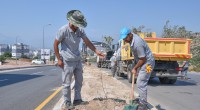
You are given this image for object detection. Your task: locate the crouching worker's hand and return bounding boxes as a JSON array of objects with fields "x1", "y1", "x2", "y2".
[{"x1": 131, "y1": 68, "x2": 137, "y2": 76}]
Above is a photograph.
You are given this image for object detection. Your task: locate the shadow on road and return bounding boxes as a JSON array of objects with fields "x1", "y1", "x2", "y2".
[
  {"x1": 116, "y1": 74, "x2": 128, "y2": 80},
  {"x1": 154, "y1": 104, "x2": 166, "y2": 110},
  {"x1": 0, "y1": 74, "x2": 43, "y2": 87},
  {"x1": 148, "y1": 78, "x2": 197, "y2": 87}
]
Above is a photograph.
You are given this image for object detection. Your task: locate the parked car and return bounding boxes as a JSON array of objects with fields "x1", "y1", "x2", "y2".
[{"x1": 32, "y1": 59, "x2": 44, "y2": 64}]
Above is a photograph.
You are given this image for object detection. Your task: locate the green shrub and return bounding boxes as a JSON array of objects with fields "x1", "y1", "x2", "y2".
[
  {"x1": 21, "y1": 55, "x2": 30, "y2": 59},
  {"x1": 3, "y1": 52, "x2": 12, "y2": 58},
  {"x1": 33, "y1": 56, "x2": 39, "y2": 59},
  {"x1": 50, "y1": 56, "x2": 55, "y2": 61},
  {"x1": 0, "y1": 55, "x2": 6, "y2": 63},
  {"x1": 190, "y1": 56, "x2": 200, "y2": 71}
]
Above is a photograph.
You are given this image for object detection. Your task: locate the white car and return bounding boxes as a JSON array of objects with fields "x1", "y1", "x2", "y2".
[{"x1": 32, "y1": 59, "x2": 44, "y2": 64}]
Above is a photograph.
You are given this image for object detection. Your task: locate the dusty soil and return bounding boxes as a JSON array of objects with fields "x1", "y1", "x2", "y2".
[
  {"x1": 0, "y1": 59, "x2": 32, "y2": 69},
  {"x1": 72, "y1": 64, "x2": 133, "y2": 110},
  {"x1": 0, "y1": 59, "x2": 53, "y2": 69},
  {"x1": 3, "y1": 59, "x2": 31, "y2": 65}
]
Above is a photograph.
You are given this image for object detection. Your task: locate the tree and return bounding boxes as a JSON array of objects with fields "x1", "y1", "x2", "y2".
[
  {"x1": 103, "y1": 36, "x2": 114, "y2": 46},
  {"x1": 161, "y1": 20, "x2": 200, "y2": 70},
  {"x1": 162, "y1": 20, "x2": 191, "y2": 38},
  {"x1": 33, "y1": 56, "x2": 39, "y2": 59},
  {"x1": 3, "y1": 52, "x2": 12, "y2": 58},
  {"x1": 21, "y1": 55, "x2": 29, "y2": 59},
  {"x1": 0, "y1": 55, "x2": 6, "y2": 63},
  {"x1": 132, "y1": 25, "x2": 145, "y2": 34},
  {"x1": 50, "y1": 55, "x2": 55, "y2": 61}
]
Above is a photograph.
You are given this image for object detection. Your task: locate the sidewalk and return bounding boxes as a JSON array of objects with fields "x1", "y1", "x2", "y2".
[{"x1": 53, "y1": 64, "x2": 138, "y2": 110}]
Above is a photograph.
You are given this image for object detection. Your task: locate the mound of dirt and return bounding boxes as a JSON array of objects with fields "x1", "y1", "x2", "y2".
[{"x1": 75, "y1": 98, "x2": 127, "y2": 110}]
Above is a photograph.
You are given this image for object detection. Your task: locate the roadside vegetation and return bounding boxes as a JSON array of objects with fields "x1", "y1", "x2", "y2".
[
  {"x1": 0, "y1": 52, "x2": 33, "y2": 64},
  {"x1": 0, "y1": 52, "x2": 11, "y2": 63}
]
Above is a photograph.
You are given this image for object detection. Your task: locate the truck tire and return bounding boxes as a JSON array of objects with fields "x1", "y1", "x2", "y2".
[
  {"x1": 116, "y1": 67, "x2": 122, "y2": 77},
  {"x1": 127, "y1": 69, "x2": 132, "y2": 83},
  {"x1": 117, "y1": 71, "x2": 122, "y2": 77},
  {"x1": 159, "y1": 77, "x2": 170, "y2": 84},
  {"x1": 97, "y1": 64, "x2": 101, "y2": 68}
]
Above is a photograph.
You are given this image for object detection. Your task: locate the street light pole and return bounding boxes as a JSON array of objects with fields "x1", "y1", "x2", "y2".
[
  {"x1": 15, "y1": 36, "x2": 18, "y2": 65},
  {"x1": 42, "y1": 24, "x2": 51, "y2": 64}
]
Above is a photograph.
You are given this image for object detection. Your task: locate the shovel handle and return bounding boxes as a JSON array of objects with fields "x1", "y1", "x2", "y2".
[{"x1": 130, "y1": 72, "x2": 135, "y2": 100}]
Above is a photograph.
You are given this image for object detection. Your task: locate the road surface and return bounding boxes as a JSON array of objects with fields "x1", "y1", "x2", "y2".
[
  {"x1": 102, "y1": 68, "x2": 200, "y2": 110},
  {"x1": 0, "y1": 66, "x2": 62, "y2": 110}
]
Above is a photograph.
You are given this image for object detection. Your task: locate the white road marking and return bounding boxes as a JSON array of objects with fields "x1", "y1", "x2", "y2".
[
  {"x1": 30, "y1": 71, "x2": 43, "y2": 75},
  {"x1": 0, "y1": 79, "x2": 8, "y2": 81},
  {"x1": 51, "y1": 69, "x2": 57, "y2": 71},
  {"x1": 53, "y1": 97, "x2": 64, "y2": 110},
  {"x1": 49, "y1": 87, "x2": 61, "y2": 91},
  {"x1": 0, "y1": 68, "x2": 35, "y2": 73}
]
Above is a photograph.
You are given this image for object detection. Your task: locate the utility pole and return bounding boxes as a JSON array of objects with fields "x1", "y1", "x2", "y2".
[
  {"x1": 15, "y1": 36, "x2": 18, "y2": 65},
  {"x1": 42, "y1": 24, "x2": 51, "y2": 64}
]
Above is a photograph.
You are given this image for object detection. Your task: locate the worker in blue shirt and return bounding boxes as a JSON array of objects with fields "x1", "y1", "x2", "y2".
[{"x1": 119, "y1": 27, "x2": 155, "y2": 110}]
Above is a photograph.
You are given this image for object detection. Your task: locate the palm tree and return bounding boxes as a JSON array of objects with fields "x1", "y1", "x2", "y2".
[{"x1": 103, "y1": 36, "x2": 114, "y2": 47}]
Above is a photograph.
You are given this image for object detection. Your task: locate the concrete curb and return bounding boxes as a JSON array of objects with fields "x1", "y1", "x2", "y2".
[{"x1": 0, "y1": 65, "x2": 54, "y2": 71}]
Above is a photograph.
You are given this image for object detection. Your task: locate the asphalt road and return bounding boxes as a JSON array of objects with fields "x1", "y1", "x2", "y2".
[
  {"x1": 0, "y1": 66, "x2": 62, "y2": 110},
  {"x1": 101, "y1": 68, "x2": 200, "y2": 110}
]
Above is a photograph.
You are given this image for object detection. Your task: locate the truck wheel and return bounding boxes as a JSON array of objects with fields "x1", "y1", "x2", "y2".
[
  {"x1": 127, "y1": 69, "x2": 132, "y2": 83},
  {"x1": 97, "y1": 64, "x2": 101, "y2": 68},
  {"x1": 159, "y1": 77, "x2": 170, "y2": 84},
  {"x1": 127, "y1": 70, "x2": 137, "y2": 83},
  {"x1": 117, "y1": 71, "x2": 122, "y2": 77},
  {"x1": 169, "y1": 78, "x2": 177, "y2": 84},
  {"x1": 116, "y1": 67, "x2": 122, "y2": 77}
]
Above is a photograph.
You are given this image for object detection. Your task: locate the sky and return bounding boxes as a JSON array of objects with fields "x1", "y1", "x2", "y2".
[{"x1": 0, "y1": 0, "x2": 200, "y2": 50}]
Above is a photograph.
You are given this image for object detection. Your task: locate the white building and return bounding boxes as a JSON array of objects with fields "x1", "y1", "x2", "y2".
[
  {"x1": 41, "y1": 49, "x2": 50, "y2": 61},
  {"x1": 0, "y1": 44, "x2": 9, "y2": 55},
  {"x1": 12, "y1": 43, "x2": 30, "y2": 58}
]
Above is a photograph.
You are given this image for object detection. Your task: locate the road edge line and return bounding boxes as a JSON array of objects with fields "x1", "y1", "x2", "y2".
[{"x1": 35, "y1": 86, "x2": 62, "y2": 110}]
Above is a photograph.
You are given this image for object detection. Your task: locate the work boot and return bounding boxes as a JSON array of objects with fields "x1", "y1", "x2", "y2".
[
  {"x1": 73, "y1": 99, "x2": 89, "y2": 106},
  {"x1": 137, "y1": 103, "x2": 148, "y2": 110},
  {"x1": 62, "y1": 101, "x2": 75, "y2": 110},
  {"x1": 130, "y1": 98, "x2": 139, "y2": 105}
]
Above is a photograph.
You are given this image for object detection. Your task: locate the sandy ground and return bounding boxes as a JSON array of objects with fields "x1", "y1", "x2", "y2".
[
  {"x1": 0, "y1": 59, "x2": 31, "y2": 68},
  {"x1": 0, "y1": 59, "x2": 53, "y2": 69},
  {"x1": 54, "y1": 64, "x2": 135, "y2": 110}
]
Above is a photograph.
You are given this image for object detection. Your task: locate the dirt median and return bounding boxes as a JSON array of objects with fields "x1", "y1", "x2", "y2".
[{"x1": 55, "y1": 64, "x2": 134, "y2": 110}]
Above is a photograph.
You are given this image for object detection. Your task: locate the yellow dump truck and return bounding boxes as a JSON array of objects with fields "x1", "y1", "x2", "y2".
[{"x1": 116, "y1": 32, "x2": 192, "y2": 84}]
